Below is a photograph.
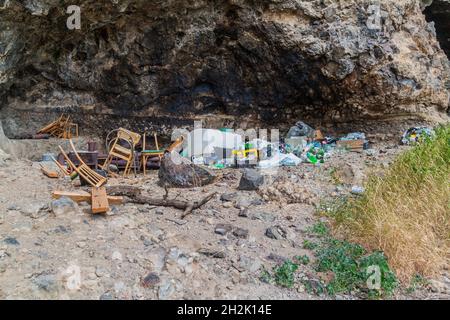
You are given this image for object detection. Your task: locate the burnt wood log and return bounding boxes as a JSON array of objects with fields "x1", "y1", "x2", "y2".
[{"x1": 106, "y1": 185, "x2": 217, "y2": 218}]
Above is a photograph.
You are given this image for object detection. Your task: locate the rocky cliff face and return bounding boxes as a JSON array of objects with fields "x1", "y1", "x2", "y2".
[
  {"x1": 0, "y1": 0, "x2": 449, "y2": 136},
  {"x1": 425, "y1": 0, "x2": 450, "y2": 58}
]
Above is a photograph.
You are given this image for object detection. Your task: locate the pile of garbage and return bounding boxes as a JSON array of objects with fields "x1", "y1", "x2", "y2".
[
  {"x1": 178, "y1": 121, "x2": 370, "y2": 170},
  {"x1": 401, "y1": 127, "x2": 434, "y2": 145}
]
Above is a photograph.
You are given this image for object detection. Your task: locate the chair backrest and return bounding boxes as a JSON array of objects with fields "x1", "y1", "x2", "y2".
[
  {"x1": 143, "y1": 132, "x2": 161, "y2": 151},
  {"x1": 117, "y1": 128, "x2": 141, "y2": 147},
  {"x1": 154, "y1": 133, "x2": 160, "y2": 151},
  {"x1": 59, "y1": 140, "x2": 107, "y2": 187}
]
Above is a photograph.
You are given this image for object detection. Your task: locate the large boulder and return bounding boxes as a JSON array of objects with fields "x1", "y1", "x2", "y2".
[
  {"x1": 238, "y1": 168, "x2": 264, "y2": 191},
  {"x1": 51, "y1": 197, "x2": 79, "y2": 217},
  {"x1": 158, "y1": 152, "x2": 216, "y2": 188}
]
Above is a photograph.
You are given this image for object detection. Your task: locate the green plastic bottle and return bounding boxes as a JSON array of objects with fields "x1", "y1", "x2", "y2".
[{"x1": 307, "y1": 152, "x2": 318, "y2": 164}]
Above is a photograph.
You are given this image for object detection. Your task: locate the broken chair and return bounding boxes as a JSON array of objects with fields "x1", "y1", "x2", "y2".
[
  {"x1": 58, "y1": 140, "x2": 107, "y2": 188},
  {"x1": 37, "y1": 114, "x2": 79, "y2": 139},
  {"x1": 102, "y1": 128, "x2": 142, "y2": 176}
]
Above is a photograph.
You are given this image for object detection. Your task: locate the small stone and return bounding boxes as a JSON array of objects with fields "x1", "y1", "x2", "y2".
[
  {"x1": 7, "y1": 204, "x2": 20, "y2": 211},
  {"x1": 253, "y1": 212, "x2": 276, "y2": 223},
  {"x1": 141, "y1": 272, "x2": 161, "y2": 288},
  {"x1": 232, "y1": 228, "x2": 249, "y2": 239},
  {"x1": 87, "y1": 273, "x2": 97, "y2": 280},
  {"x1": 238, "y1": 208, "x2": 249, "y2": 218},
  {"x1": 222, "y1": 202, "x2": 233, "y2": 208},
  {"x1": 234, "y1": 197, "x2": 252, "y2": 209},
  {"x1": 220, "y1": 193, "x2": 238, "y2": 202},
  {"x1": 51, "y1": 197, "x2": 79, "y2": 217},
  {"x1": 238, "y1": 168, "x2": 264, "y2": 191},
  {"x1": 155, "y1": 208, "x2": 164, "y2": 215},
  {"x1": 250, "y1": 198, "x2": 264, "y2": 206},
  {"x1": 198, "y1": 248, "x2": 226, "y2": 259},
  {"x1": 100, "y1": 292, "x2": 113, "y2": 300},
  {"x1": 21, "y1": 203, "x2": 49, "y2": 219},
  {"x1": 108, "y1": 164, "x2": 119, "y2": 173},
  {"x1": 76, "y1": 241, "x2": 87, "y2": 248},
  {"x1": 114, "y1": 281, "x2": 126, "y2": 294},
  {"x1": 148, "y1": 247, "x2": 167, "y2": 273},
  {"x1": 158, "y1": 279, "x2": 175, "y2": 300},
  {"x1": 112, "y1": 251, "x2": 122, "y2": 261},
  {"x1": 214, "y1": 224, "x2": 233, "y2": 236},
  {"x1": 95, "y1": 267, "x2": 109, "y2": 278},
  {"x1": 237, "y1": 255, "x2": 262, "y2": 273},
  {"x1": 267, "y1": 253, "x2": 288, "y2": 264},
  {"x1": 3, "y1": 237, "x2": 19, "y2": 246},
  {"x1": 107, "y1": 206, "x2": 120, "y2": 216},
  {"x1": 265, "y1": 226, "x2": 287, "y2": 240},
  {"x1": 0, "y1": 250, "x2": 8, "y2": 259},
  {"x1": 52, "y1": 225, "x2": 71, "y2": 234},
  {"x1": 33, "y1": 273, "x2": 57, "y2": 292},
  {"x1": 429, "y1": 280, "x2": 448, "y2": 294}
]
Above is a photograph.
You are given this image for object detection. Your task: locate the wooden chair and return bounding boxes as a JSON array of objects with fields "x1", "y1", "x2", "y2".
[
  {"x1": 141, "y1": 132, "x2": 165, "y2": 176},
  {"x1": 51, "y1": 155, "x2": 71, "y2": 176},
  {"x1": 102, "y1": 128, "x2": 141, "y2": 176},
  {"x1": 38, "y1": 114, "x2": 64, "y2": 135},
  {"x1": 58, "y1": 140, "x2": 107, "y2": 188},
  {"x1": 38, "y1": 114, "x2": 79, "y2": 139},
  {"x1": 140, "y1": 135, "x2": 185, "y2": 175}
]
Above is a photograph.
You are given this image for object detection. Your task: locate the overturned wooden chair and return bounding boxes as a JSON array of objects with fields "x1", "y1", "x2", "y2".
[
  {"x1": 38, "y1": 114, "x2": 79, "y2": 139},
  {"x1": 58, "y1": 140, "x2": 107, "y2": 188},
  {"x1": 102, "y1": 128, "x2": 141, "y2": 176}
]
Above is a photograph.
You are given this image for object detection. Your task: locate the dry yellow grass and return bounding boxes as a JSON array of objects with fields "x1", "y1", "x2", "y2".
[{"x1": 330, "y1": 125, "x2": 450, "y2": 283}]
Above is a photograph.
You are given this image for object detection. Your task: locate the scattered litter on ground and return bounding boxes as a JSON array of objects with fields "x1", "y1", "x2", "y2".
[
  {"x1": 401, "y1": 127, "x2": 434, "y2": 145},
  {"x1": 286, "y1": 121, "x2": 315, "y2": 139},
  {"x1": 351, "y1": 186, "x2": 365, "y2": 195}
]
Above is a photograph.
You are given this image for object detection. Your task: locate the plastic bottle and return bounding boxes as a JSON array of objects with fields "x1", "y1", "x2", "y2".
[{"x1": 307, "y1": 152, "x2": 318, "y2": 164}]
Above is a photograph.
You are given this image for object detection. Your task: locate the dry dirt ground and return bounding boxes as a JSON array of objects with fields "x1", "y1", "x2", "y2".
[{"x1": 0, "y1": 137, "x2": 449, "y2": 300}]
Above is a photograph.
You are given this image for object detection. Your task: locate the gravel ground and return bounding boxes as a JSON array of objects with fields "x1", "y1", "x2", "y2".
[{"x1": 0, "y1": 138, "x2": 448, "y2": 300}]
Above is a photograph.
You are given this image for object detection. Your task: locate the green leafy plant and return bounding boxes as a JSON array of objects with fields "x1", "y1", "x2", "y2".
[
  {"x1": 295, "y1": 255, "x2": 310, "y2": 265},
  {"x1": 359, "y1": 251, "x2": 398, "y2": 298},
  {"x1": 303, "y1": 240, "x2": 318, "y2": 250},
  {"x1": 305, "y1": 219, "x2": 398, "y2": 297},
  {"x1": 308, "y1": 221, "x2": 329, "y2": 237},
  {"x1": 313, "y1": 238, "x2": 398, "y2": 297},
  {"x1": 406, "y1": 274, "x2": 429, "y2": 294},
  {"x1": 273, "y1": 260, "x2": 299, "y2": 288}
]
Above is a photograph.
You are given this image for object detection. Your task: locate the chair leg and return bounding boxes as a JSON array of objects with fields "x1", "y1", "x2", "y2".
[
  {"x1": 123, "y1": 159, "x2": 131, "y2": 177},
  {"x1": 102, "y1": 156, "x2": 112, "y2": 172},
  {"x1": 142, "y1": 156, "x2": 147, "y2": 176}
]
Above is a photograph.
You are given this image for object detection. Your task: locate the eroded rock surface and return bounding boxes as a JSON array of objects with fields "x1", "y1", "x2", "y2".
[{"x1": 0, "y1": 0, "x2": 449, "y2": 136}]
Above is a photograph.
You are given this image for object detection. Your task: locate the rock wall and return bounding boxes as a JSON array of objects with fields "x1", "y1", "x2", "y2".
[
  {"x1": 0, "y1": 0, "x2": 449, "y2": 137},
  {"x1": 424, "y1": 0, "x2": 450, "y2": 58}
]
